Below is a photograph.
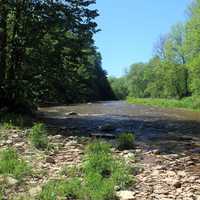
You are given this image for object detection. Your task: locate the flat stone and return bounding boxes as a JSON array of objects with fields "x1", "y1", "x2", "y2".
[
  {"x1": 11, "y1": 134, "x2": 19, "y2": 138},
  {"x1": 166, "y1": 170, "x2": 176, "y2": 177},
  {"x1": 177, "y1": 171, "x2": 186, "y2": 177},
  {"x1": 6, "y1": 177, "x2": 18, "y2": 186},
  {"x1": 151, "y1": 169, "x2": 160, "y2": 176},
  {"x1": 116, "y1": 190, "x2": 136, "y2": 200},
  {"x1": 14, "y1": 142, "x2": 25, "y2": 148},
  {"x1": 29, "y1": 186, "x2": 42, "y2": 197},
  {"x1": 6, "y1": 140, "x2": 13, "y2": 145}
]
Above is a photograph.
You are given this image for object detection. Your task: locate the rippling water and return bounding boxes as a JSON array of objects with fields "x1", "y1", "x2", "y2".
[{"x1": 38, "y1": 101, "x2": 200, "y2": 140}]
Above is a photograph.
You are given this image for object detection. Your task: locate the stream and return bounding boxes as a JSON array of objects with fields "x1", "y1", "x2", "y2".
[{"x1": 38, "y1": 101, "x2": 200, "y2": 145}]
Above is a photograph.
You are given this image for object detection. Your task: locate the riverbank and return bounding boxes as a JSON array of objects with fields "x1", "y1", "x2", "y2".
[
  {"x1": 0, "y1": 115, "x2": 136, "y2": 200},
  {"x1": 1, "y1": 119, "x2": 200, "y2": 199},
  {"x1": 127, "y1": 96, "x2": 200, "y2": 111},
  {"x1": 1, "y1": 109, "x2": 200, "y2": 199}
]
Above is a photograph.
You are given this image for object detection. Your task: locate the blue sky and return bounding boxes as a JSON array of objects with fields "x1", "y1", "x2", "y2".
[{"x1": 94, "y1": 0, "x2": 192, "y2": 77}]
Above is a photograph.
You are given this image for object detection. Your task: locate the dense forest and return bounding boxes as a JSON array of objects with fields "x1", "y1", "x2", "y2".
[
  {"x1": 0, "y1": 0, "x2": 115, "y2": 113},
  {"x1": 110, "y1": 0, "x2": 200, "y2": 107}
]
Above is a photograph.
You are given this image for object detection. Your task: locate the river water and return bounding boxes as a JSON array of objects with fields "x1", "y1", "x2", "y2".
[{"x1": 38, "y1": 101, "x2": 200, "y2": 142}]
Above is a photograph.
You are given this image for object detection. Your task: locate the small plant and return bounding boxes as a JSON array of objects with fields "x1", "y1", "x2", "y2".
[
  {"x1": 117, "y1": 133, "x2": 135, "y2": 150},
  {"x1": 39, "y1": 178, "x2": 81, "y2": 200},
  {"x1": 39, "y1": 140, "x2": 133, "y2": 200},
  {"x1": 83, "y1": 140, "x2": 132, "y2": 200},
  {"x1": 85, "y1": 141, "x2": 112, "y2": 176},
  {"x1": 86, "y1": 140, "x2": 111, "y2": 156},
  {"x1": 60, "y1": 165, "x2": 82, "y2": 177},
  {"x1": 0, "y1": 148, "x2": 31, "y2": 179},
  {"x1": 0, "y1": 187, "x2": 4, "y2": 200},
  {"x1": 30, "y1": 123, "x2": 48, "y2": 150},
  {"x1": 81, "y1": 171, "x2": 116, "y2": 200},
  {"x1": 0, "y1": 113, "x2": 31, "y2": 128},
  {"x1": 0, "y1": 121, "x2": 15, "y2": 130}
]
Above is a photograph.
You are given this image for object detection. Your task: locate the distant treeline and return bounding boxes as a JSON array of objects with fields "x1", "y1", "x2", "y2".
[
  {"x1": 0, "y1": 0, "x2": 115, "y2": 113},
  {"x1": 110, "y1": 0, "x2": 200, "y2": 101}
]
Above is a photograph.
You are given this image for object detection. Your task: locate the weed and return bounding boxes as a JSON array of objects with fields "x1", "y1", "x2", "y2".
[
  {"x1": 39, "y1": 178, "x2": 81, "y2": 200},
  {"x1": 81, "y1": 172, "x2": 116, "y2": 200},
  {"x1": 60, "y1": 165, "x2": 82, "y2": 177},
  {"x1": 0, "y1": 113, "x2": 31, "y2": 128},
  {"x1": 39, "y1": 140, "x2": 133, "y2": 200},
  {"x1": 83, "y1": 140, "x2": 133, "y2": 200},
  {"x1": 117, "y1": 133, "x2": 135, "y2": 150},
  {"x1": 0, "y1": 148, "x2": 31, "y2": 179},
  {"x1": 29, "y1": 123, "x2": 48, "y2": 150}
]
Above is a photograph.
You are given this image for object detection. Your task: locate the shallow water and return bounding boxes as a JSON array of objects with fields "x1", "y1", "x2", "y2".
[
  {"x1": 39, "y1": 101, "x2": 200, "y2": 176},
  {"x1": 39, "y1": 100, "x2": 200, "y2": 120},
  {"x1": 38, "y1": 101, "x2": 200, "y2": 140}
]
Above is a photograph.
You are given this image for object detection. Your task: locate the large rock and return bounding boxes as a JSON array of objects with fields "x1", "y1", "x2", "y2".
[{"x1": 116, "y1": 190, "x2": 135, "y2": 200}]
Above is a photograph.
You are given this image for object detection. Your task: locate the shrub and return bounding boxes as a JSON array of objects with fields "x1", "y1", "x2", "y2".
[
  {"x1": 0, "y1": 148, "x2": 30, "y2": 179},
  {"x1": 117, "y1": 133, "x2": 135, "y2": 150},
  {"x1": 30, "y1": 123, "x2": 48, "y2": 150}
]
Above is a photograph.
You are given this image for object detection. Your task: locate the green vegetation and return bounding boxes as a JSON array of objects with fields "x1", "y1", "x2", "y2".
[
  {"x1": 117, "y1": 133, "x2": 135, "y2": 150},
  {"x1": 109, "y1": 0, "x2": 200, "y2": 111},
  {"x1": 0, "y1": 0, "x2": 115, "y2": 113},
  {"x1": 39, "y1": 140, "x2": 133, "y2": 200},
  {"x1": 39, "y1": 178, "x2": 81, "y2": 200},
  {"x1": 0, "y1": 113, "x2": 31, "y2": 129},
  {"x1": 60, "y1": 165, "x2": 82, "y2": 178},
  {"x1": 84, "y1": 141, "x2": 132, "y2": 190},
  {"x1": 29, "y1": 123, "x2": 49, "y2": 150},
  {"x1": 127, "y1": 96, "x2": 200, "y2": 111},
  {"x1": 0, "y1": 148, "x2": 30, "y2": 179},
  {"x1": 108, "y1": 77, "x2": 128, "y2": 99},
  {"x1": 0, "y1": 192, "x2": 3, "y2": 200}
]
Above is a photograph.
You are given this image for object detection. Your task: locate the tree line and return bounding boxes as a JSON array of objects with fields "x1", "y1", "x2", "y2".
[
  {"x1": 110, "y1": 0, "x2": 200, "y2": 101},
  {"x1": 0, "y1": 0, "x2": 115, "y2": 113}
]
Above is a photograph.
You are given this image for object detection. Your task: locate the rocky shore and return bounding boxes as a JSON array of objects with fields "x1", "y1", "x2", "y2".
[{"x1": 0, "y1": 127, "x2": 200, "y2": 200}]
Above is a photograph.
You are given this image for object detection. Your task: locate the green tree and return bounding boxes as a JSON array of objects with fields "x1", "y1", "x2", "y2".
[
  {"x1": 0, "y1": 0, "x2": 114, "y2": 112},
  {"x1": 109, "y1": 77, "x2": 128, "y2": 99},
  {"x1": 184, "y1": 0, "x2": 200, "y2": 95}
]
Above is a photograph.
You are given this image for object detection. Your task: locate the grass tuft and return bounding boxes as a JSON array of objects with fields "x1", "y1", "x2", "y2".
[
  {"x1": 117, "y1": 133, "x2": 135, "y2": 150},
  {"x1": 29, "y1": 123, "x2": 48, "y2": 150},
  {"x1": 0, "y1": 148, "x2": 31, "y2": 179},
  {"x1": 0, "y1": 113, "x2": 32, "y2": 128},
  {"x1": 39, "y1": 140, "x2": 133, "y2": 200},
  {"x1": 39, "y1": 178, "x2": 81, "y2": 200}
]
